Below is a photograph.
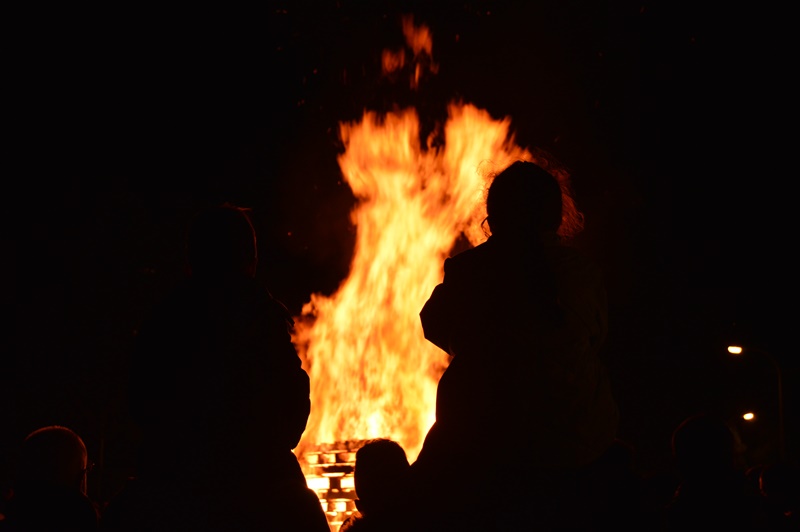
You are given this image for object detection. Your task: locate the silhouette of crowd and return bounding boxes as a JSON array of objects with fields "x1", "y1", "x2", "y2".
[{"x1": 4, "y1": 162, "x2": 797, "y2": 531}]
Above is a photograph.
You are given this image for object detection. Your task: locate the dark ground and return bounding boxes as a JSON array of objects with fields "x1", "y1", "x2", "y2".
[{"x1": 9, "y1": 1, "x2": 797, "y2": 504}]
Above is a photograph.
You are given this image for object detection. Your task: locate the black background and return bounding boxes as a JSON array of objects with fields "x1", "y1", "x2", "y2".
[{"x1": 9, "y1": 0, "x2": 797, "y2": 503}]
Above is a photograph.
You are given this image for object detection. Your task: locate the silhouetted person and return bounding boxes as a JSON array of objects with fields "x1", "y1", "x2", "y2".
[
  {"x1": 663, "y1": 411, "x2": 764, "y2": 531},
  {"x1": 339, "y1": 438, "x2": 410, "y2": 532},
  {"x1": 1, "y1": 425, "x2": 99, "y2": 531},
  {"x1": 123, "y1": 203, "x2": 329, "y2": 531},
  {"x1": 410, "y1": 159, "x2": 619, "y2": 530},
  {"x1": 757, "y1": 461, "x2": 799, "y2": 531}
]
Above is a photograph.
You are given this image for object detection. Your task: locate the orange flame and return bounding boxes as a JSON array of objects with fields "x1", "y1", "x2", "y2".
[
  {"x1": 291, "y1": 18, "x2": 534, "y2": 474},
  {"x1": 380, "y1": 14, "x2": 438, "y2": 89},
  {"x1": 292, "y1": 101, "x2": 532, "y2": 464}
]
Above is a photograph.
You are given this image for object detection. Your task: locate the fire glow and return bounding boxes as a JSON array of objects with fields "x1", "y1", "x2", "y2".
[
  {"x1": 292, "y1": 103, "x2": 532, "y2": 463},
  {"x1": 290, "y1": 19, "x2": 533, "y2": 525}
]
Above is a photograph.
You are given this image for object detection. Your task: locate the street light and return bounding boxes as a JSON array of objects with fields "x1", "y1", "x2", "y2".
[{"x1": 727, "y1": 344, "x2": 785, "y2": 461}]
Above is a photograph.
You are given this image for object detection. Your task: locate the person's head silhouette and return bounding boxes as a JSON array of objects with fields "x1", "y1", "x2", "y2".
[
  {"x1": 18, "y1": 425, "x2": 92, "y2": 496},
  {"x1": 486, "y1": 160, "x2": 563, "y2": 238},
  {"x1": 483, "y1": 159, "x2": 584, "y2": 241},
  {"x1": 671, "y1": 412, "x2": 738, "y2": 477},
  {"x1": 186, "y1": 202, "x2": 258, "y2": 278},
  {"x1": 353, "y1": 438, "x2": 410, "y2": 517}
]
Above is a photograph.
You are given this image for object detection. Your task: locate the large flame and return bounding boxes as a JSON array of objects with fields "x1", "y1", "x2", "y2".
[
  {"x1": 292, "y1": 101, "x2": 532, "y2": 464},
  {"x1": 291, "y1": 17, "x2": 533, "y2": 468}
]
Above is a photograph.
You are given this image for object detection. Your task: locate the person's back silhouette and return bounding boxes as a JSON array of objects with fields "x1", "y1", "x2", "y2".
[
  {"x1": 410, "y1": 159, "x2": 620, "y2": 530},
  {"x1": 123, "y1": 202, "x2": 329, "y2": 531}
]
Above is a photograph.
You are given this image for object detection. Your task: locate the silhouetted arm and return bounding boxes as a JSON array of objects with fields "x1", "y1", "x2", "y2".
[
  {"x1": 263, "y1": 295, "x2": 312, "y2": 449},
  {"x1": 420, "y1": 254, "x2": 470, "y2": 355},
  {"x1": 419, "y1": 282, "x2": 453, "y2": 355}
]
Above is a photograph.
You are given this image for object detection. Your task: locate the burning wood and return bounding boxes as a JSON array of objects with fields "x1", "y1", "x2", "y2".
[{"x1": 302, "y1": 440, "x2": 371, "y2": 530}]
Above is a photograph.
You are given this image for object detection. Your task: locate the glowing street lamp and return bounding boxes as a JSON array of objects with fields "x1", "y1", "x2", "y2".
[{"x1": 727, "y1": 344, "x2": 785, "y2": 461}]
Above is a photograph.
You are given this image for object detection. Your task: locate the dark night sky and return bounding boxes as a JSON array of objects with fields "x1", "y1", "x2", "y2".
[{"x1": 9, "y1": 1, "x2": 797, "y2": 500}]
